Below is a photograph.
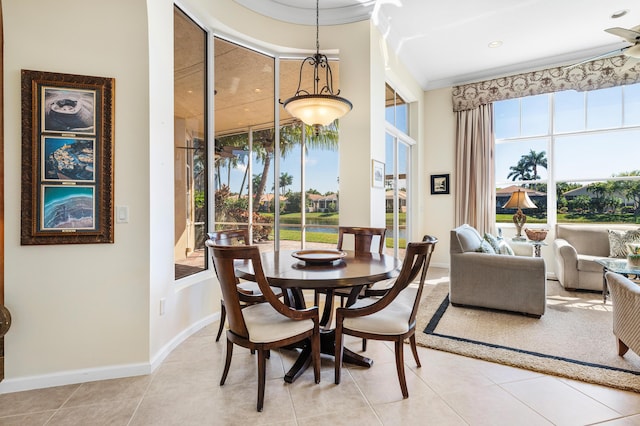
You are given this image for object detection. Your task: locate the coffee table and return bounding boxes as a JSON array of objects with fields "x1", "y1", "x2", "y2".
[{"x1": 595, "y1": 258, "x2": 640, "y2": 302}]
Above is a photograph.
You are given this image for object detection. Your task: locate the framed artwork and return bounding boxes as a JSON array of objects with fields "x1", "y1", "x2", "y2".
[
  {"x1": 21, "y1": 70, "x2": 115, "y2": 245},
  {"x1": 372, "y1": 160, "x2": 385, "y2": 188},
  {"x1": 430, "y1": 174, "x2": 450, "y2": 195}
]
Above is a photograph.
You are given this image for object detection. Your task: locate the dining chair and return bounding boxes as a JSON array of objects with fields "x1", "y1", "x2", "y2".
[
  {"x1": 334, "y1": 235, "x2": 437, "y2": 399},
  {"x1": 210, "y1": 244, "x2": 321, "y2": 412},
  {"x1": 318, "y1": 226, "x2": 388, "y2": 308},
  {"x1": 206, "y1": 229, "x2": 283, "y2": 342}
]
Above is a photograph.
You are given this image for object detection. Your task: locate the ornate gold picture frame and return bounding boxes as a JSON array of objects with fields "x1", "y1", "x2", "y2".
[{"x1": 21, "y1": 70, "x2": 114, "y2": 245}]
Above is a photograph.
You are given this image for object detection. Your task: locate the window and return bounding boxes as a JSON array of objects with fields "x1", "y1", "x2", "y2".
[
  {"x1": 173, "y1": 7, "x2": 208, "y2": 279},
  {"x1": 213, "y1": 37, "x2": 342, "y2": 252},
  {"x1": 495, "y1": 83, "x2": 640, "y2": 226},
  {"x1": 384, "y1": 84, "x2": 414, "y2": 258}
]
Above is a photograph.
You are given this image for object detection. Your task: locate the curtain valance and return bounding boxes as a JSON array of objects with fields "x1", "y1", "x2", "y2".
[{"x1": 452, "y1": 55, "x2": 640, "y2": 112}]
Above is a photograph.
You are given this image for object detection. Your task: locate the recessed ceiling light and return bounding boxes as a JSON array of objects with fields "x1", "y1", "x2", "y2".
[
  {"x1": 611, "y1": 9, "x2": 629, "y2": 19},
  {"x1": 488, "y1": 40, "x2": 503, "y2": 48}
]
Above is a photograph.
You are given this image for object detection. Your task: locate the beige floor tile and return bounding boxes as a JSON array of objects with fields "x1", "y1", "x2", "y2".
[
  {"x1": 373, "y1": 396, "x2": 467, "y2": 426},
  {"x1": 349, "y1": 358, "x2": 434, "y2": 405},
  {"x1": 0, "y1": 385, "x2": 79, "y2": 417},
  {"x1": 501, "y1": 376, "x2": 621, "y2": 425},
  {"x1": 289, "y1": 368, "x2": 369, "y2": 420},
  {"x1": 0, "y1": 411, "x2": 55, "y2": 426},
  {"x1": 599, "y1": 414, "x2": 640, "y2": 425},
  {"x1": 47, "y1": 399, "x2": 139, "y2": 426},
  {"x1": 560, "y1": 378, "x2": 640, "y2": 416},
  {"x1": 443, "y1": 383, "x2": 553, "y2": 425},
  {"x1": 63, "y1": 375, "x2": 151, "y2": 407},
  {"x1": 297, "y1": 406, "x2": 383, "y2": 426},
  {"x1": 131, "y1": 379, "x2": 295, "y2": 425},
  {"x1": 409, "y1": 350, "x2": 496, "y2": 395}
]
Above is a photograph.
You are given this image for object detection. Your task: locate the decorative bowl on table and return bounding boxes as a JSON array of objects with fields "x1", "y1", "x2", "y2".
[
  {"x1": 525, "y1": 228, "x2": 548, "y2": 242},
  {"x1": 291, "y1": 249, "x2": 347, "y2": 265}
]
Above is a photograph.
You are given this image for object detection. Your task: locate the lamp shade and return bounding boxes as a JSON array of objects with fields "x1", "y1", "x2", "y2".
[
  {"x1": 502, "y1": 189, "x2": 537, "y2": 209},
  {"x1": 282, "y1": 94, "x2": 352, "y2": 127}
]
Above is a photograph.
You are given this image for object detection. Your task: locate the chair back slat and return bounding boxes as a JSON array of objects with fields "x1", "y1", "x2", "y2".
[
  {"x1": 337, "y1": 226, "x2": 386, "y2": 254},
  {"x1": 206, "y1": 228, "x2": 250, "y2": 246},
  {"x1": 374, "y1": 235, "x2": 438, "y2": 324}
]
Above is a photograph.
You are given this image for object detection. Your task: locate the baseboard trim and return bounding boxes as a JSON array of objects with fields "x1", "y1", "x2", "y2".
[
  {"x1": 0, "y1": 313, "x2": 219, "y2": 394},
  {"x1": 149, "y1": 313, "x2": 217, "y2": 371}
]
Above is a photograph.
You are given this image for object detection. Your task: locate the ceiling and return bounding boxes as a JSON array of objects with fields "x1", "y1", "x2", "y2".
[{"x1": 235, "y1": 0, "x2": 639, "y2": 90}]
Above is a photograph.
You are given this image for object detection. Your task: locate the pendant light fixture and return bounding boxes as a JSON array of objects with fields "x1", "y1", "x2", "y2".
[{"x1": 281, "y1": 0, "x2": 352, "y2": 135}]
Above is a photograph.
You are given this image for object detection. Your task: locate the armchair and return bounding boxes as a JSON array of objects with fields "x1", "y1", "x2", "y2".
[
  {"x1": 450, "y1": 224, "x2": 546, "y2": 317},
  {"x1": 605, "y1": 272, "x2": 640, "y2": 357}
]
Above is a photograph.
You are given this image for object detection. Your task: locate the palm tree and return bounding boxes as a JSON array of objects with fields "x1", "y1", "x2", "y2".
[
  {"x1": 522, "y1": 150, "x2": 547, "y2": 180},
  {"x1": 279, "y1": 172, "x2": 294, "y2": 194},
  {"x1": 507, "y1": 150, "x2": 548, "y2": 188}
]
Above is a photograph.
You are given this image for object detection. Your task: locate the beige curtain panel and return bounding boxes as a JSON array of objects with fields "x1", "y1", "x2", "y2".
[{"x1": 454, "y1": 103, "x2": 495, "y2": 234}]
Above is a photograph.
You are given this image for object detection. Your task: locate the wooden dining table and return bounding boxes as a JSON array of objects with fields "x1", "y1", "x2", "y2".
[{"x1": 235, "y1": 249, "x2": 401, "y2": 383}]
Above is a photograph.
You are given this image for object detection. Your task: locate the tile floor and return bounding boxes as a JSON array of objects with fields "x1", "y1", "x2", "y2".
[{"x1": 2, "y1": 268, "x2": 640, "y2": 425}]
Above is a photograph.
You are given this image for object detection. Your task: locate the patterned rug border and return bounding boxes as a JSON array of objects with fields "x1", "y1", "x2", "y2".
[{"x1": 416, "y1": 283, "x2": 640, "y2": 393}]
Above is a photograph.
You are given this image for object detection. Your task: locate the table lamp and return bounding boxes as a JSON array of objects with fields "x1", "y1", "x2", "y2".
[{"x1": 502, "y1": 189, "x2": 537, "y2": 241}]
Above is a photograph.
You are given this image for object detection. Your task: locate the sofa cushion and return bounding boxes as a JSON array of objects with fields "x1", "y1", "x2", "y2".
[
  {"x1": 483, "y1": 233, "x2": 501, "y2": 252},
  {"x1": 476, "y1": 240, "x2": 496, "y2": 254},
  {"x1": 498, "y1": 240, "x2": 515, "y2": 256},
  {"x1": 578, "y1": 254, "x2": 607, "y2": 274},
  {"x1": 452, "y1": 224, "x2": 484, "y2": 253},
  {"x1": 608, "y1": 229, "x2": 640, "y2": 258}
]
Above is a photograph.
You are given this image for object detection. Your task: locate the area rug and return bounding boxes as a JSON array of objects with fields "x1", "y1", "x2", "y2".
[{"x1": 415, "y1": 281, "x2": 640, "y2": 393}]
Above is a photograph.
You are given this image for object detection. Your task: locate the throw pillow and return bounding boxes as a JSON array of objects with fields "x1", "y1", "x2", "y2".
[
  {"x1": 476, "y1": 240, "x2": 496, "y2": 254},
  {"x1": 498, "y1": 240, "x2": 515, "y2": 256},
  {"x1": 483, "y1": 233, "x2": 501, "y2": 253},
  {"x1": 608, "y1": 229, "x2": 640, "y2": 258}
]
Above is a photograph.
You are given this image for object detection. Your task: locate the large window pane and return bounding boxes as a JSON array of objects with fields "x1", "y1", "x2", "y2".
[
  {"x1": 494, "y1": 98, "x2": 519, "y2": 139},
  {"x1": 587, "y1": 86, "x2": 622, "y2": 130},
  {"x1": 214, "y1": 38, "x2": 275, "y2": 251},
  {"x1": 521, "y1": 94, "x2": 549, "y2": 136},
  {"x1": 496, "y1": 82, "x2": 640, "y2": 226},
  {"x1": 624, "y1": 84, "x2": 640, "y2": 126},
  {"x1": 385, "y1": 83, "x2": 408, "y2": 133},
  {"x1": 174, "y1": 7, "x2": 208, "y2": 279},
  {"x1": 495, "y1": 138, "x2": 548, "y2": 183},
  {"x1": 554, "y1": 130, "x2": 640, "y2": 181},
  {"x1": 554, "y1": 90, "x2": 584, "y2": 133}
]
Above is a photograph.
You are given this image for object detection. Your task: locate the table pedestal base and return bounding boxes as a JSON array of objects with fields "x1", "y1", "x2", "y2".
[{"x1": 283, "y1": 329, "x2": 373, "y2": 383}]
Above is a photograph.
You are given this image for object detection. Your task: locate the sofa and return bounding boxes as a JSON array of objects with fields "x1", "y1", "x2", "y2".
[
  {"x1": 553, "y1": 224, "x2": 639, "y2": 291},
  {"x1": 450, "y1": 224, "x2": 546, "y2": 317}
]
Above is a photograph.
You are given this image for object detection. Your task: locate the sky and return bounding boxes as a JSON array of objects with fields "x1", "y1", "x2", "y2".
[{"x1": 494, "y1": 84, "x2": 640, "y2": 185}]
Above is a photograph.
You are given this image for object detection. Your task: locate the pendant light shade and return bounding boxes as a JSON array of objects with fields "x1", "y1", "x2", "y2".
[
  {"x1": 283, "y1": 93, "x2": 352, "y2": 127},
  {"x1": 281, "y1": 0, "x2": 352, "y2": 132}
]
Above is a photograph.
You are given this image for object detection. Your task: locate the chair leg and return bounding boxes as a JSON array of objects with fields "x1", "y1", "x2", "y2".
[
  {"x1": 257, "y1": 349, "x2": 266, "y2": 412},
  {"x1": 394, "y1": 339, "x2": 408, "y2": 399},
  {"x1": 311, "y1": 332, "x2": 321, "y2": 384},
  {"x1": 362, "y1": 338, "x2": 367, "y2": 352},
  {"x1": 215, "y1": 299, "x2": 226, "y2": 342},
  {"x1": 409, "y1": 334, "x2": 421, "y2": 368},
  {"x1": 220, "y1": 339, "x2": 233, "y2": 386},
  {"x1": 334, "y1": 325, "x2": 344, "y2": 385}
]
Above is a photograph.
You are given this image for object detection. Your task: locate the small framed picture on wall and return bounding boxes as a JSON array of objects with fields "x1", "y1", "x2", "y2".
[{"x1": 430, "y1": 174, "x2": 450, "y2": 195}]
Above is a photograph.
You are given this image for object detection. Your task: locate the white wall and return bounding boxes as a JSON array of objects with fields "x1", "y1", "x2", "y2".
[
  {"x1": 2, "y1": 0, "x2": 152, "y2": 390},
  {"x1": 423, "y1": 88, "x2": 456, "y2": 268}
]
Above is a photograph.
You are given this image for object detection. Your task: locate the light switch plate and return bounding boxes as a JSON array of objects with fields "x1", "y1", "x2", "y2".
[{"x1": 116, "y1": 205, "x2": 129, "y2": 223}]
